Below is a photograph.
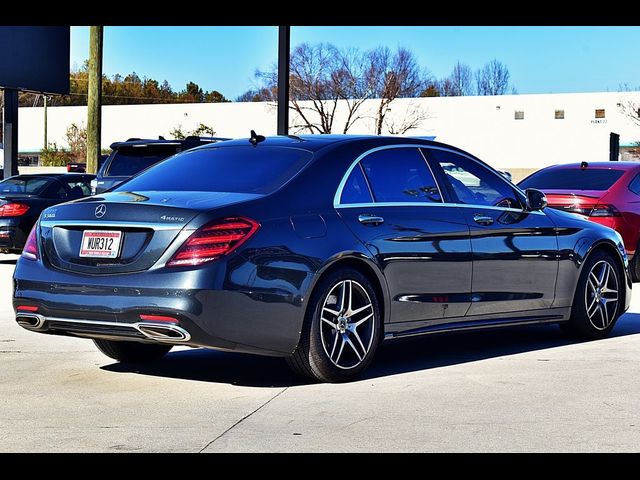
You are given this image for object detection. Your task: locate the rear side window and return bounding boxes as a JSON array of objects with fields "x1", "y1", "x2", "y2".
[
  {"x1": 359, "y1": 148, "x2": 442, "y2": 203},
  {"x1": 107, "y1": 146, "x2": 181, "y2": 177},
  {"x1": 519, "y1": 168, "x2": 625, "y2": 191},
  {"x1": 115, "y1": 146, "x2": 313, "y2": 195},
  {"x1": 628, "y1": 173, "x2": 640, "y2": 196},
  {"x1": 340, "y1": 165, "x2": 373, "y2": 204}
]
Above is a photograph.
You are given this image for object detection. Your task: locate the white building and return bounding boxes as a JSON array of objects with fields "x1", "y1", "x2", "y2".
[{"x1": 16, "y1": 91, "x2": 640, "y2": 175}]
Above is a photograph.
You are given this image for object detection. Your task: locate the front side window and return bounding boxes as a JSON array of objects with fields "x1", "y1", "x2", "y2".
[
  {"x1": 63, "y1": 179, "x2": 92, "y2": 198},
  {"x1": 426, "y1": 149, "x2": 522, "y2": 209},
  {"x1": 359, "y1": 148, "x2": 441, "y2": 203}
]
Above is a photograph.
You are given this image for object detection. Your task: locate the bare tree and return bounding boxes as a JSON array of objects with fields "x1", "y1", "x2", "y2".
[
  {"x1": 384, "y1": 102, "x2": 431, "y2": 135},
  {"x1": 476, "y1": 59, "x2": 511, "y2": 96},
  {"x1": 368, "y1": 47, "x2": 426, "y2": 135},
  {"x1": 440, "y1": 62, "x2": 474, "y2": 96},
  {"x1": 332, "y1": 48, "x2": 374, "y2": 133},
  {"x1": 257, "y1": 43, "x2": 374, "y2": 134}
]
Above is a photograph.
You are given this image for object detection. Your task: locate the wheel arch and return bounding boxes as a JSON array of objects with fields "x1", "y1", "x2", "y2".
[
  {"x1": 308, "y1": 254, "x2": 390, "y2": 327},
  {"x1": 575, "y1": 239, "x2": 629, "y2": 308}
]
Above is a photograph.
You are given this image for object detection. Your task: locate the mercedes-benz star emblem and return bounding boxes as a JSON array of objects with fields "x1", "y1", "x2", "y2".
[{"x1": 95, "y1": 204, "x2": 107, "y2": 218}]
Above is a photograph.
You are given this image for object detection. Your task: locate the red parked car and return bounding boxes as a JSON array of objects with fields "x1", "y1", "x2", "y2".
[{"x1": 519, "y1": 161, "x2": 640, "y2": 280}]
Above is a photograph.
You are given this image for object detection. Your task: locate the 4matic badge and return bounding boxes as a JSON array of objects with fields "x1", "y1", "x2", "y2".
[{"x1": 160, "y1": 215, "x2": 185, "y2": 222}]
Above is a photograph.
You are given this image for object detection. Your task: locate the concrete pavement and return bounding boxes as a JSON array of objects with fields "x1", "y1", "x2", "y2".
[{"x1": 1, "y1": 254, "x2": 639, "y2": 452}]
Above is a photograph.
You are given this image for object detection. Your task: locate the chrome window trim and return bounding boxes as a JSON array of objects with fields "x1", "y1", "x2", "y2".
[
  {"x1": 334, "y1": 144, "x2": 446, "y2": 208},
  {"x1": 334, "y1": 143, "x2": 531, "y2": 213},
  {"x1": 336, "y1": 201, "x2": 545, "y2": 214}
]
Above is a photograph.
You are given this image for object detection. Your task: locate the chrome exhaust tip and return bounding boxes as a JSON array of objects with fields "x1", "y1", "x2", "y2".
[
  {"x1": 16, "y1": 313, "x2": 45, "y2": 331},
  {"x1": 135, "y1": 323, "x2": 191, "y2": 342}
]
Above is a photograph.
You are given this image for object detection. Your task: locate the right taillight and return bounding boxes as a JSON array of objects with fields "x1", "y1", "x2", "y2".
[
  {"x1": 589, "y1": 204, "x2": 620, "y2": 217},
  {"x1": 21, "y1": 224, "x2": 39, "y2": 261},
  {"x1": 166, "y1": 217, "x2": 259, "y2": 267}
]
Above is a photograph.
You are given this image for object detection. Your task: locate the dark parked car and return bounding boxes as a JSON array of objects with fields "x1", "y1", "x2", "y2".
[
  {"x1": 92, "y1": 136, "x2": 229, "y2": 194},
  {"x1": 0, "y1": 173, "x2": 94, "y2": 254},
  {"x1": 519, "y1": 162, "x2": 640, "y2": 281},
  {"x1": 13, "y1": 136, "x2": 631, "y2": 382}
]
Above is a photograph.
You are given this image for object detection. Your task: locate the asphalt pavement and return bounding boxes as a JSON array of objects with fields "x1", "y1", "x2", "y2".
[{"x1": 1, "y1": 254, "x2": 639, "y2": 452}]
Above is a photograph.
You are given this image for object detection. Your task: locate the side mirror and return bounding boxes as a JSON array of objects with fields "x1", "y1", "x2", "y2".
[{"x1": 525, "y1": 188, "x2": 548, "y2": 211}]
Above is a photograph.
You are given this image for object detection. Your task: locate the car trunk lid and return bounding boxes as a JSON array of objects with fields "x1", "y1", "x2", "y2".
[
  {"x1": 40, "y1": 190, "x2": 262, "y2": 274},
  {"x1": 542, "y1": 189, "x2": 605, "y2": 215}
]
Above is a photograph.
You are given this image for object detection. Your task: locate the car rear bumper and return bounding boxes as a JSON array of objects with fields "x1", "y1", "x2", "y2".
[
  {"x1": 0, "y1": 218, "x2": 26, "y2": 252},
  {"x1": 13, "y1": 255, "x2": 311, "y2": 357}
]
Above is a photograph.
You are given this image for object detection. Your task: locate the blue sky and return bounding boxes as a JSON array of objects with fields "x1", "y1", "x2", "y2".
[{"x1": 71, "y1": 26, "x2": 640, "y2": 99}]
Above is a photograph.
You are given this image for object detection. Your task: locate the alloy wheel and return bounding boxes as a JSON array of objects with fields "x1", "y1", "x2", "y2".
[
  {"x1": 584, "y1": 260, "x2": 619, "y2": 331},
  {"x1": 320, "y1": 279, "x2": 376, "y2": 370}
]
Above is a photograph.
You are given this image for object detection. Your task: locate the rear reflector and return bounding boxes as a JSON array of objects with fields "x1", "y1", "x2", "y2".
[
  {"x1": 139, "y1": 314, "x2": 178, "y2": 323},
  {"x1": 21, "y1": 224, "x2": 39, "y2": 261},
  {"x1": 167, "y1": 217, "x2": 259, "y2": 267},
  {"x1": 0, "y1": 203, "x2": 29, "y2": 217},
  {"x1": 17, "y1": 305, "x2": 39, "y2": 312}
]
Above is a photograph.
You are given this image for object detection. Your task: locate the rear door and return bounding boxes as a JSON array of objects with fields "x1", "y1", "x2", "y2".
[
  {"x1": 424, "y1": 147, "x2": 559, "y2": 316},
  {"x1": 336, "y1": 146, "x2": 472, "y2": 324}
]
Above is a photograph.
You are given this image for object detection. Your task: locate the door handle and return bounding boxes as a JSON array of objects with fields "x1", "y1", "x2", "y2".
[
  {"x1": 473, "y1": 214, "x2": 494, "y2": 226},
  {"x1": 358, "y1": 214, "x2": 384, "y2": 226}
]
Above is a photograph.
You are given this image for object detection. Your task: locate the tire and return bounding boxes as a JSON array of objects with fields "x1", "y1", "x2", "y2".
[
  {"x1": 287, "y1": 268, "x2": 382, "y2": 383},
  {"x1": 630, "y1": 250, "x2": 640, "y2": 283},
  {"x1": 93, "y1": 339, "x2": 172, "y2": 363},
  {"x1": 561, "y1": 250, "x2": 623, "y2": 339}
]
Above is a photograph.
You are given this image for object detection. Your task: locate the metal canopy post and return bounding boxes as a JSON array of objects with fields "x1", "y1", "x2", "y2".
[
  {"x1": 2, "y1": 89, "x2": 19, "y2": 178},
  {"x1": 277, "y1": 26, "x2": 290, "y2": 136}
]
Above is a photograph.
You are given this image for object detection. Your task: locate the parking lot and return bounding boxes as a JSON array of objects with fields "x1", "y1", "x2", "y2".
[{"x1": 1, "y1": 254, "x2": 639, "y2": 452}]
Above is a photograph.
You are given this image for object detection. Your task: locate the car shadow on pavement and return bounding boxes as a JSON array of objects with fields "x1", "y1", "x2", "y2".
[
  {"x1": 0, "y1": 258, "x2": 17, "y2": 265},
  {"x1": 101, "y1": 313, "x2": 640, "y2": 387}
]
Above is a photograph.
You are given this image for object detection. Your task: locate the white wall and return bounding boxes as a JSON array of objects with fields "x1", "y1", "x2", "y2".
[{"x1": 17, "y1": 91, "x2": 640, "y2": 170}]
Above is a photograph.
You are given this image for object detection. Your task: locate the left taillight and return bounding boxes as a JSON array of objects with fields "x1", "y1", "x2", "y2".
[
  {"x1": 166, "y1": 217, "x2": 259, "y2": 268},
  {"x1": 21, "y1": 224, "x2": 39, "y2": 261},
  {"x1": 0, "y1": 203, "x2": 29, "y2": 217}
]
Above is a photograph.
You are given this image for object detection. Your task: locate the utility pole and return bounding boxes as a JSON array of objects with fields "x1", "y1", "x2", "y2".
[
  {"x1": 277, "y1": 26, "x2": 290, "y2": 136},
  {"x1": 43, "y1": 95, "x2": 48, "y2": 149},
  {"x1": 2, "y1": 89, "x2": 19, "y2": 178},
  {"x1": 86, "y1": 26, "x2": 103, "y2": 174}
]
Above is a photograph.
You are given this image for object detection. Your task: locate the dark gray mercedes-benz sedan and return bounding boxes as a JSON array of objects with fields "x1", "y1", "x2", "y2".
[{"x1": 13, "y1": 135, "x2": 632, "y2": 382}]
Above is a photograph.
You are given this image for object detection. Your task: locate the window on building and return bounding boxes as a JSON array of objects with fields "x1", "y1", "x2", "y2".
[
  {"x1": 595, "y1": 109, "x2": 606, "y2": 119},
  {"x1": 555, "y1": 109, "x2": 565, "y2": 119},
  {"x1": 514, "y1": 110, "x2": 525, "y2": 120}
]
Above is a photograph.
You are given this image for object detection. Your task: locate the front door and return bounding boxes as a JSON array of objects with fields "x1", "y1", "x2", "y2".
[
  {"x1": 335, "y1": 146, "x2": 472, "y2": 324},
  {"x1": 424, "y1": 147, "x2": 559, "y2": 317}
]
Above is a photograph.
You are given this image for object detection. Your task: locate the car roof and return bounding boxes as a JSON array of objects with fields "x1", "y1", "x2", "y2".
[
  {"x1": 194, "y1": 134, "x2": 442, "y2": 153},
  {"x1": 541, "y1": 162, "x2": 640, "y2": 171},
  {"x1": 110, "y1": 136, "x2": 229, "y2": 149},
  {"x1": 2, "y1": 173, "x2": 94, "y2": 181}
]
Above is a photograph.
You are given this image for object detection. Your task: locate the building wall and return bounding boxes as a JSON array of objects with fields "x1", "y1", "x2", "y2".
[{"x1": 17, "y1": 91, "x2": 640, "y2": 170}]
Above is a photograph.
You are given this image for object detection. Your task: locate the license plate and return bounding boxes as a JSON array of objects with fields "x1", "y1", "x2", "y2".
[{"x1": 79, "y1": 230, "x2": 122, "y2": 259}]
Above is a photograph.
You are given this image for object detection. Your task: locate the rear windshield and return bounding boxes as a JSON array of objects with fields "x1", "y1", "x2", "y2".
[
  {"x1": 0, "y1": 176, "x2": 52, "y2": 194},
  {"x1": 115, "y1": 146, "x2": 314, "y2": 195},
  {"x1": 519, "y1": 168, "x2": 625, "y2": 191},
  {"x1": 107, "y1": 145, "x2": 181, "y2": 177}
]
